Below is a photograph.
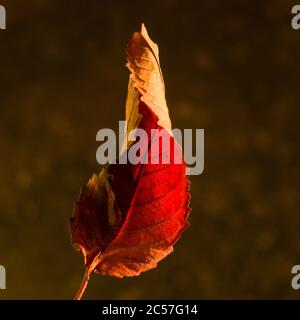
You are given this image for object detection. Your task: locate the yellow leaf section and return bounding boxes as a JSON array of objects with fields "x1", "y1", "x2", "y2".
[{"x1": 122, "y1": 24, "x2": 172, "y2": 152}]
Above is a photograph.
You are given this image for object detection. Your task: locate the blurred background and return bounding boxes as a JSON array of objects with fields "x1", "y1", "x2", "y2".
[{"x1": 0, "y1": 0, "x2": 300, "y2": 299}]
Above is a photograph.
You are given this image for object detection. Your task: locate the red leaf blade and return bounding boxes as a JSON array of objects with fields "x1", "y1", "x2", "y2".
[{"x1": 70, "y1": 25, "x2": 191, "y2": 290}]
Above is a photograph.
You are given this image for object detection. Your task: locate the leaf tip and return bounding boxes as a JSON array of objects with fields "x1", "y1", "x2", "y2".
[{"x1": 140, "y1": 22, "x2": 147, "y2": 35}]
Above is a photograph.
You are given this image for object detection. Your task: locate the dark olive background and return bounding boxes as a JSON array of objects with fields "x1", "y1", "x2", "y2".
[{"x1": 0, "y1": 0, "x2": 300, "y2": 299}]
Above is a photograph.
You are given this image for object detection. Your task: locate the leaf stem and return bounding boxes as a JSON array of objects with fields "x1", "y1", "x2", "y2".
[
  {"x1": 74, "y1": 252, "x2": 102, "y2": 300},
  {"x1": 74, "y1": 268, "x2": 91, "y2": 300}
]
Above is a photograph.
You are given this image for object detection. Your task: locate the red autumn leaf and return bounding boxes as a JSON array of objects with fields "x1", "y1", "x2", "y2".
[{"x1": 70, "y1": 24, "x2": 191, "y2": 300}]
